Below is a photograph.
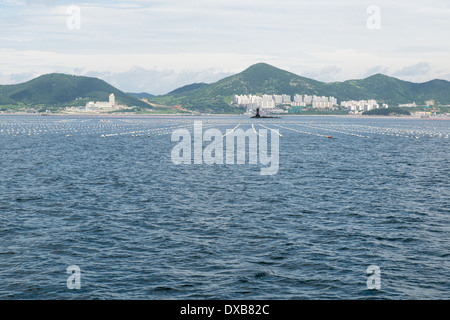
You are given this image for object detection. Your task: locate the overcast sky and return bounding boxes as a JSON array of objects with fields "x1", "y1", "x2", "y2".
[{"x1": 1, "y1": 0, "x2": 449, "y2": 94}]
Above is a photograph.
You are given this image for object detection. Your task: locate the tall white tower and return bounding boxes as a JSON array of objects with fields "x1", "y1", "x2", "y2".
[{"x1": 109, "y1": 93, "x2": 115, "y2": 107}]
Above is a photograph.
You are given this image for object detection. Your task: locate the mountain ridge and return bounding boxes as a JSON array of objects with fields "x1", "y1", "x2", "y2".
[
  {"x1": 149, "y1": 63, "x2": 450, "y2": 112},
  {"x1": 0, "y1": 73, "x2": 150, "y2": 110},
  {"x1": 1, "y1": 64, "x2": 449, "y2": 114}
]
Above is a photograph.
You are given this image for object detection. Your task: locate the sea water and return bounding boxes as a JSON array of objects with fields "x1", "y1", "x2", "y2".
[{"x1": 0, "y1": 115, "x2": 448, "y2": 299}]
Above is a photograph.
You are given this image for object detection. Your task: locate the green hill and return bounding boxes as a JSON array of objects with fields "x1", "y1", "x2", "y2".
[
  {"x1": 127, "y1": 92, "x2": 155, "y2": 99},
  {"x1": 192, "y1": 63, "x2": 325, "y2": 97},
  {"x1": 168, "y1": 83, "x2": 208, "y2": 95},
  {"x1": 2, "y1": 65, "x2": 449, "y2": 114},
  {"x1": 323, "y1": 74, "x2": 418, "y2": 104},
  {"x1": 0, "y1": 73, "x2": 150, "y2": 110},
  {"x1": 150, "y1": 63, "x2": 450, "y2": 113}
]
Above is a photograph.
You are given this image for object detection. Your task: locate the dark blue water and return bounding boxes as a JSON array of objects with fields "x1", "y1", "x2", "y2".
[{"x1": 0, "y1": 115, "x2": 449, "y2": 299}]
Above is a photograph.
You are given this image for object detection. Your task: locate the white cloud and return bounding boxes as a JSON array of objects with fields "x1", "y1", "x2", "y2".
[
  {"x1": 0, "y1": 0, "x2": 449, "y2": 89},
  {"x1": 0, "y1": 48, "x2": 275, "y2": 93},
  {"x1": 85, "y1": 66, "x2": 235, "y2": 95},
  {"x1": 394, "y1": 62, "x2": 432, "y2": 78},
  {"x1": 362, "y1": 65, "x2": 390, "y2": 78}
]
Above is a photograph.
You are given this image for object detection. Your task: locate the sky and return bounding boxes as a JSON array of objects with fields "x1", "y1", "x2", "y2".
[{"x1": 0, "y1": 0, "x2": 449, "y2": 95}]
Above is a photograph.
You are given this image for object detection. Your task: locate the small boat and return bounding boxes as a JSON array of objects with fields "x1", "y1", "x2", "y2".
[{"x1": 250, "y1": 107, "x2": 280, "y2": 118}]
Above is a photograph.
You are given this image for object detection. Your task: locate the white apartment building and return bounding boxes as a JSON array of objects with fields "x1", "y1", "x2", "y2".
[
  {"x1": 85, "y1": 93, "x2": 117, "y2": 111},
  {"x1": 234, "y1": 93, "x2": 338, "y2": 109},
  {"x1": 303, "y1": 95, "x2": 313, "y2": 105},
  {"x1": 293, "y1": 94, "x2": 303, "y2": 103},
  {"x1": 311, "y1": 96, "x2": 338, "y2": 108},
  {"x1": 282, "y1": 94, "x2": 291, "y2": 104},
  {"x1": 341, "y1": 99, "x2": 380, "y2": 112},
  {"x1": 273, "y1": 95, "x2": 283, "y2": 105}
]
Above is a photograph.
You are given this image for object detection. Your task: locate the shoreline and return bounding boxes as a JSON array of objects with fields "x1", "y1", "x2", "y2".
[{"x1": 0, "y1": 112, "x2": 449, "y2": 120}]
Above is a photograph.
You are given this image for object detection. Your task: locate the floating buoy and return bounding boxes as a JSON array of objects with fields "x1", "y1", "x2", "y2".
[{"x1": 327, "y1": 136, "x2": 333, "y2": 139}]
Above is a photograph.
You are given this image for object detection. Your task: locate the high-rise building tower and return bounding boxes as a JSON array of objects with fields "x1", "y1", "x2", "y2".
[{"x1": 109, "y1": 93, "x2": 115, "y2": 107}]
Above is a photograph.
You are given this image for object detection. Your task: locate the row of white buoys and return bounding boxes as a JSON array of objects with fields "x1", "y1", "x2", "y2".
[
  {"x1": 258, "y1": 124, "x2": 284, "y2": 137},
  {"x1": 98, "y1": 121, "x2": 233, "y2": 138},
  {"x1": 1, "y1": 117, "x2": 448, "y2": 141},
  {"x1": 0, "y1": 117, "x2": 199, "y2": 137},
  {"x1": 296, "y1": 123, "x2": 369, "y2": 138},
  {"x1": 273, "y1": 123, "x2": 332, "y2": 138},
  {"x1": 232, "y1": 119, "x2": 450, "y2": 140},
  {"x1": 288, "y1": 121, "x2": 450, "y2": 140}
]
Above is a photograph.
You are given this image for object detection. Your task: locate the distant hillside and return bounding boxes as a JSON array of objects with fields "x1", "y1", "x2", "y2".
[
  {"x1": 322, "y1": 74, "x2": 447, "y2": 105},
  {"x1": 0, "y1": 73, "x2": 150, "y2": 109},
  {"x1": 3, "y1": 66, "x2": 449, "y2": 114},
  {"x1": 168, "y1": 83, "x2": 208, "y2": 96},
  {"x1": 149, "y1": 63, "x2": 450, "y2": 113},
  {"x1": 190, "y1": 63, "x2": 325, "y2": 97},
  {"x1": 127, "y1": 92, "x2": 155, "y2": 99}
]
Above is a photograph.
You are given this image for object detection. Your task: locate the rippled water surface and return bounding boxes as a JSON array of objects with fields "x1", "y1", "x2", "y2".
[{"x1": 0, "y1": 115, "x2": 449, "y2": 299}]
